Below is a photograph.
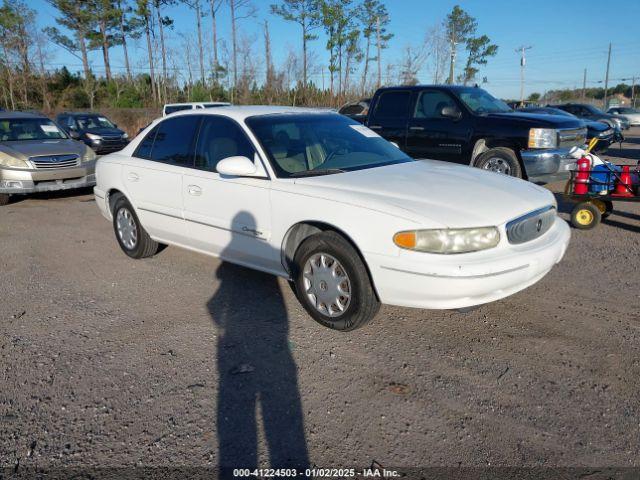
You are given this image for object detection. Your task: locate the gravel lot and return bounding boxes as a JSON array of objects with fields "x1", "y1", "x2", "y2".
[{"x1": 1, "y1": 129, "x2": 639, "y2": 478}]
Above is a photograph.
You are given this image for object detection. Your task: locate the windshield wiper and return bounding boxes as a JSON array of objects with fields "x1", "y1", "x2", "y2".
[{"x1": 289, "y1": 168, "x2": 347, "y2": 178}]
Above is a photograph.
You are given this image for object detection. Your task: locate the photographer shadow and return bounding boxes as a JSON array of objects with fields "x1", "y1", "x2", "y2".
[{"x1": 207, "y1": 212, "x2": 309, "y2": 477}]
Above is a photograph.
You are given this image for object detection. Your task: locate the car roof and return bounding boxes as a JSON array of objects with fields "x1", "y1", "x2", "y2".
[
  {"x1": 60, "y1": 112, "x2": 103, "y2": 116},
  {"x1": 163, "y1": 105, "x2": 337, "y2": 121},
  {"x1": 375, "y1": 84, "x2": 479, "y2": 92},
  {"x1": 0, "y1": 111, "x2": 47, "y2": 120},
  {"x1": 164, "y1": 102, "x2": 230, "y2": 107}
]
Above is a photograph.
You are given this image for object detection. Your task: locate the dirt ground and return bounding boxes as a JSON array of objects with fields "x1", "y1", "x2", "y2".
[{"x1": 1, "y1": 129, "x2": 639, "y2": 479}]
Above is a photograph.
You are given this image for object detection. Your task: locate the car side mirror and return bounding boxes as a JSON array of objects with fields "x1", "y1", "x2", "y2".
[
  {"x1": 113, "y1": 123, "x2": 118, "y2": 128},
  {"x1": 216, "y1": 156, "x2": 258, "y2": 177},
  {"x1": 69, "y1": 130, "x2": 80, "y2": 139},
  {"x1": 441, "y1": 106, "x2": 462, "y2": 120}
]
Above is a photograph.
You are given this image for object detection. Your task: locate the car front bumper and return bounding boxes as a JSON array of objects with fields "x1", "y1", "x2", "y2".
[
  {"x1": 366, "y1": 217, "x2": 570, "y2": 310},
  {"x1": 0, "y1": 161, "x2": 96, "y2": 194},
  {"x1": 520, "y1": 147, "x2": 577, "y2": 184}
]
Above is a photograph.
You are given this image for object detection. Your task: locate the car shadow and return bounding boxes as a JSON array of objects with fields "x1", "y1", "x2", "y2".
[
  {"x1": 7, "y1": 187, "x2": 94, "y2": 205},
  {"x1": 207, "y1": 212, "x2": 309, "y2": 477}
]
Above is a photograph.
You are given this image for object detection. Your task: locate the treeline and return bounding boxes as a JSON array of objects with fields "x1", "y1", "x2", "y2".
[
  {"x1": 0, "y1": 0, "x2": 498, "y2": 111},
  {"x1": 541, "y1": 83, "x2": 637, "y2": 104}
]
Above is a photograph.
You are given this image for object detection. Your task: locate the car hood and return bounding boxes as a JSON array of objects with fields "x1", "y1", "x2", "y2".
[
  {"x1": 0, "y1": 139, "x2": 87, "y2": 160},
  {"x1": 290, "y1": 161, "x2": 555, "y2": 228},
  {"x1": 486, "y1": 112, "x2": 583, "y2": 129},
  {"x1": 584, "y1": 120, "x2": 609, "y2": 132},
  {"x1": 83, "y1": 127, "x2": 126, "y2": 136}
]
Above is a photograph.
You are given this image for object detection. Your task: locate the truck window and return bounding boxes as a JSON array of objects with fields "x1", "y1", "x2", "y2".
[
  {"x1": 373, "y1": 91, "x2": 412, "y2": 119},
  {"x1": 414, "y1": 91, "x2": 456, "y2": 119}
]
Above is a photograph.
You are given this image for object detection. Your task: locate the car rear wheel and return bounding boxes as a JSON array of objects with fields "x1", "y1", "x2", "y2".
[
  {"x1": 293, "y1": 231, "x2": 380, "y2": 332},
  {"x1": 0, "y1": 194, "x2": 10, "y2": 206},
  {"x1": 112, "y1": 195, "x2": 160, "y2": 259},
  {"x1": 474, "y1": 147, "x2": 523, "y2": 178}
]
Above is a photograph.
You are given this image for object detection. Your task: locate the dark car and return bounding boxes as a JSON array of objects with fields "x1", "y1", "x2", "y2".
[
  {"x1": 362, "y1": 85, "x2": 587, "y2": 183},
  {"x1": 519, "y1": 107, "x2": 614, "y2": 152},
  {"x1": 550, "y1": 103, "x2": 630, "y2": 131},
  {"x1": 56, "y1": 112, "x2": 129, "y2": 154},
  {"x1": 338, "y1": 98, "x2": 371, "y2": 124}
]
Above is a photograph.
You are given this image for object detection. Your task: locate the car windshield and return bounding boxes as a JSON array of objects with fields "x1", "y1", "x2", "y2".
[
  {"x1": 76, "y1": 115, "x2": 116, "y2": 129},
  {"x1": 616, "y1": 108, "x2": 639, "y2": 114},
  {"x1": 246, "y1": 113, "x2": 413, "y2": 178},
  {"x1": 0, "y1": 118, "x2": 67, "y2": 141},
  {"x1": 457, "y1": 88, "x2": 512, "y2": 114},
  {"x1": 584, "y1": 105, "x2": 604, "y2": 115}
]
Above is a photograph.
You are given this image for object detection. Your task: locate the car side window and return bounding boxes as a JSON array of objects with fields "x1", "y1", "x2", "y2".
[
  {"x1": 66, "y1": 117, "x2": 76, "y2": 128},
  {"x1": 373, "y1": 91, "x2": 412, "y2": 120},
  {"x1": 194, "y1": 116, "x2": 256, "y2": 173},
  {"x1": 414, "y1": 90, "x2": 456, "y2": 119},
  {"x1": 134, "y1": 125, "x2": 160, "y2": 160},
  {"x1": 150, "y1": 115, "x2": 201, "y2": 167}
]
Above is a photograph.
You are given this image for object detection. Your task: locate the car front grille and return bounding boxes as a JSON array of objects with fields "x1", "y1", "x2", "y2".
[
  {"x1": 558, "y1": 128, "x2": 587, "y2": 148},
  {"x1": 30, "y1": 154, "x2": 80, "y2": 169},
  {"x1": 506, "y1": 206, "x2": 556, "y2": 245}
]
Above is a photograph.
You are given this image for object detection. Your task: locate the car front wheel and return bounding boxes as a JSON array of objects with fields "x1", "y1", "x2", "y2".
[
  {"x1": 293, "y1": 231, "x2": 380, "y2": 331},
  {"x1": 112, "y1": 195, "x2": 160, "y2": 259},
  {"x1": 474, "y1": 147, "x2": 523, "y2": 178}
]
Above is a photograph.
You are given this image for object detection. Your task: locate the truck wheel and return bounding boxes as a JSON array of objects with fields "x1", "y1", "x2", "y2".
[
  {"x1": 474, "y1": 147, "x2": 523, "y2": 178},
  {"x1": 112, "y1": 195, "x2": 160, "y2": 259},
  {"x1": 0, "y1": 194, "x2": 10, "y2": 206},
  {"x1": 293, "y1": 231, "x2": 380, "y2": 332},
  {"x1": 571, "y1": 202, "x2": 601, "y2": 230}
]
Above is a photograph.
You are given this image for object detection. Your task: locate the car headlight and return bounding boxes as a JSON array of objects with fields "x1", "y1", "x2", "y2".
[
  {"x1": 528, "y1": 128, "x2": 557, "y2": 149},
  {"x1": 86, "y1": 133, "x2": 102, "y2": 141},
  {"x1": 122, "y1": 132, "x2": 129, "y2": 139},
  {"x1": 393, "y1": 227, "x2": 501, "y2": 254},
  {"x1": 82, "y1": 147, "x2": 97, "y2": 162},
  {"x1": 0, "y1": 151, "x2": 29, "y2": 168}
]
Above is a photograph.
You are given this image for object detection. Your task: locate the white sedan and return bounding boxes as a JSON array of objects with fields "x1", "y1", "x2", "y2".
[{"x1": 94, "y1": 107, "x2": 570, "y2": 331}]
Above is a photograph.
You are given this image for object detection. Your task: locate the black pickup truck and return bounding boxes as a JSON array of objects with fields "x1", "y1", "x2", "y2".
[{"x1": 351, "y1": 85, "x2": 587, "y2": 183}]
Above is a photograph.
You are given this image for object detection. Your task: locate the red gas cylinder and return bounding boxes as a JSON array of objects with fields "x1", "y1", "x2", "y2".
[
  {"x1": 574, "y1": 156, "x2": 591, "y2": 195},
  {"x1": 614, "y1": 165, "x2": 634, "y2": 197}
]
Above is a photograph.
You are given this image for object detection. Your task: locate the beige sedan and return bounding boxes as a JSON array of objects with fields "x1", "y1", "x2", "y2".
[{"x1": 0, "y1": 112, "x2": 96, "y2": 205}]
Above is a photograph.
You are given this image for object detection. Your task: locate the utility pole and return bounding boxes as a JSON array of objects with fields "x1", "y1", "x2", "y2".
[
  {"x1": 582, "y1": 68, "x2": 587, "y2": 99},
  {"x1": 376, "y1": 16, "x2": 382, "y2": 88},
  {"x1": 631, "y1": 76, "x2": 636, "y2": 108},
  {"x1": 603, "y1": 42, "x2": 612, "y2": 109},
  {"x1": 516, "y1": 45, "x2": 532, "y2": 106}
]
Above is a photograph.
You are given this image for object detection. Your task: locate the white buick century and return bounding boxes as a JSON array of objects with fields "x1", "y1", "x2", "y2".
[{"x1": 94, "y1": 107, "x2": 570, "y2": 331}]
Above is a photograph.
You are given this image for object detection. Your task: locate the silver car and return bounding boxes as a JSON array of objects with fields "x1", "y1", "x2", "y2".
[
  {"x1": 0, "y1": 112, "x2": 96, "y2": 205},
  {"x1": 607, "y1": 107, "x2": 640, "y2": 127}
]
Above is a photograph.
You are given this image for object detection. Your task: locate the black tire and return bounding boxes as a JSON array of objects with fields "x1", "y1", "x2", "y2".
[
  {"x1": 474, "y1": 147, "x2": 523, "y2": 179},
  {"x1": 111, "y1": 195, "x2": 160, "y2": 258},
  {"x1": 0, "y1": 193, "x2": 10, "y2": 206},
  {"x1": 571, "y1": 202, "x2": 601, "y2": 230},
  {"x1": 293, "y1": 231, "x2": 380, "y2": 332},
  {"x1": 592, "y1": 199, "x2": 613, "y2": 219}
]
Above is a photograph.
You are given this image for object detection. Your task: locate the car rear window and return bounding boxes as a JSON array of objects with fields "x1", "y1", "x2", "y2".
[{"x1": 373, "y1": 91, "x2": 412, "y2": 119}]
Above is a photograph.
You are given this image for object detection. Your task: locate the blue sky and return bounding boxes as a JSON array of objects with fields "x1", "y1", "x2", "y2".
[{"x1": 31, "y1": 0, "x2": 640, "y2": 99}]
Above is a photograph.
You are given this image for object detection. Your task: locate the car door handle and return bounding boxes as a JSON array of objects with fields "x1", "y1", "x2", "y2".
[
  {"x1": 409, "y1": 126, "x2": 425, "y2": 131},
  {"x1": 127, "y1": 172, "x2": 140, "y2": 182},
  {"x1": 187, "y1": 185, "x2": 202, "y2": 196}
]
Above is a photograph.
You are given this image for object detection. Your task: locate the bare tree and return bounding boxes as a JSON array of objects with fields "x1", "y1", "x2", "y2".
[
  {"x1": 228, "y1": 0, "x2": 256, "y2": 97},
  {"x1": 208, "y1": 0, "x2": 223, "y2": 83},
  {"x1": 424, "y1": 24, "x2": 448, "y2": 84},
  {"x1": 399, "y1": 45, "x2": 427, "y2": 85}
]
